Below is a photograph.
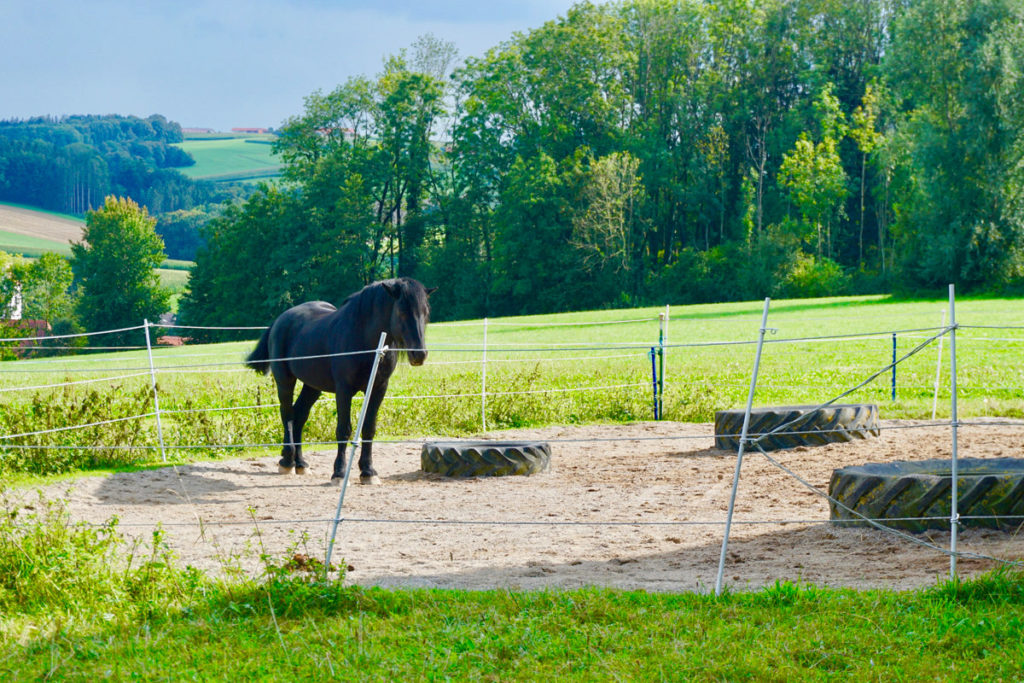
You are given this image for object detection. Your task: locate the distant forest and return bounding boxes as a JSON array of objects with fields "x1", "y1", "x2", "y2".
[
  {"x1": 179, "y1": 0, "x2": 1024, "y2": 331},
  {"x1": 0, "y1": 114, "x2": 232, "y2": 260}
]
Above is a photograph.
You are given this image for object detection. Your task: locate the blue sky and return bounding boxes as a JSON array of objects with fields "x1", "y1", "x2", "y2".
[{"x1": 0, "y1": 0, "x2": 577, "y2": 131}]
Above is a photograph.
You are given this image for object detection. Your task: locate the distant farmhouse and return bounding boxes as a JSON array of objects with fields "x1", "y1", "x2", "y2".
[{"x1": 231, "y1": 127, "x2": 271, "y2": 134}]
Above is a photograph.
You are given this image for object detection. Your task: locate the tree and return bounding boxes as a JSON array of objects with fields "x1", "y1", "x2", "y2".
[
  {"x1": 884, "y1": 0, "x2": 1024, "y2": 288},
  {"x1": 572, "y1": 152, "x2": 645, "y2": 302},
  {"x1": 71, "y1": 196, "x2": 170, "y2": 346},
  {"x1": 778, "y1": 84, "x2": 849, "y2": 258},
  {"x1": 14, "y1": 252, "x2": 77, "y2": 324},
  {"x1": 849, "y1": 82, "x2": 884, "y2": 268}
]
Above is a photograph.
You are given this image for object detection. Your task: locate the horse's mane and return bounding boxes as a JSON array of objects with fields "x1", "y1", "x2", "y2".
[{"x1": 339, "y1": 280, "x2": 393, "y2": 319}]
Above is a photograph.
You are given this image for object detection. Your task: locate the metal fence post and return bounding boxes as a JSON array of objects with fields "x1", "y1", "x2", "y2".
[
  {"x1": 715, "y1": 297, "x2": 771, "y2": 596},
  {"x1": 143, "y1": 319, "x2": 168, "y2": 463},
  {"x1": 649, "y1": 348, "x2": 659, "y2": 420},
  {"x1": 948, "y1": 285, "x2": 959, "y2": 579},
  {"x1": 658, "y1": 306, "x2": 668, "y2": 419},
  {"x1": 481, "y1": 317, "x2": 489, "y2": 432},
  {"x1": 325, "y1": 332, "x2": 389, "y2": 578},
  {"x1": 891, "y1": 333, "x2": 897, "y2": 401}
]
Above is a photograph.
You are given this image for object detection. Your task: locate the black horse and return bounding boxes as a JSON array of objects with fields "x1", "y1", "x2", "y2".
[{"x1": 245, "y1": 277, "x2": 434, "y2": 484}]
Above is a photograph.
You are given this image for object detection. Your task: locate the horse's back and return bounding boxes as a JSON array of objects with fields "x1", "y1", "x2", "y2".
[{"x1": 266, "y1": 302, "x2": 339, "y2": 381}]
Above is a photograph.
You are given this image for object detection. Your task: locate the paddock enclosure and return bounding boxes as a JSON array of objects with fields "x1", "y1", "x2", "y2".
[
  {"x1": 5, "y1": 294, "x2": 1024, "y2": 591},
  {"x1": 47, "y1": 420, "x2": 1022, "y2": 592}
]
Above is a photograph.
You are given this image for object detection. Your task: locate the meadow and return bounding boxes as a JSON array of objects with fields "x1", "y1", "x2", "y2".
[
  {"x1": 1, "y1": 490, "x2": 1022, "y2": 679},
  {"x1": 1, "y1": 293, "x2": 1022, "y2": 477},
  {"x1": 174, "y1": 134, "x2": 282, "y2": 182}
]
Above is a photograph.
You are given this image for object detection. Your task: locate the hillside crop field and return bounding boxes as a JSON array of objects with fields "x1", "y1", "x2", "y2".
[
  {"x1": 175, "y1": 134, "x2": 282, "y2": 182},
  {"x1": 0, "y1": 202, "x2": 82, "y2": 256}
]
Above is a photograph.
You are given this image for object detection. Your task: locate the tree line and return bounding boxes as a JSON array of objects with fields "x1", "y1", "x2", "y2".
[{"x1": 181, "y1": 0, "x2": 1024, "y2": 332}]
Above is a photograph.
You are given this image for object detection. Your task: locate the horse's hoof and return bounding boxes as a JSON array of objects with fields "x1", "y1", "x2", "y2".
[
  {"x1": 295, "y1": 466, "x2": 307, "y2": 475},
  {"x1": 278, "y1": 464, "x2": 294, "y2": 474},
  {"x1": 330, "y1": 476, "x2": 343, "y2": 486},
  {"x1": 359, "y1": 475, "x2": 381, "y2": 486}
]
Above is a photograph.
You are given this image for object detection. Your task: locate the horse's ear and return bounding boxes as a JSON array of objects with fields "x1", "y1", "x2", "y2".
[
  {"x1": 425, "y1": 287, "x2": 438, "y2": 297},
  {"x1": 382, "y1": 282, "x2": 400, "y2": 299}
]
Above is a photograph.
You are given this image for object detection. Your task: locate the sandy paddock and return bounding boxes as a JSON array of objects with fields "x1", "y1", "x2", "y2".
[{"x1": 47, "y1": 420, "x2": 1024, "y2": 592}]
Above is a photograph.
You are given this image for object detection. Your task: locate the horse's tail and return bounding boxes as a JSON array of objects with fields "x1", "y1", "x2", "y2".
[{"x1": 245, "y1": 327, "x2": 272, "y2": 375}]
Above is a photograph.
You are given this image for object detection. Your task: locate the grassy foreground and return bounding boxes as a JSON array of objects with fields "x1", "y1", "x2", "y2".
[{"x1": 1, "y1": 495, "x2": 1022, "y2": 680}]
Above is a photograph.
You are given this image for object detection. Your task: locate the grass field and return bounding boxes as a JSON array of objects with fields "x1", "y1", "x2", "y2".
[
  {"x1": 174, "y1": 134, "x2": 282, "y2": 181},
  {"x1": 0, "y1": 201, "x2": 83, "y2": 257},
  {"x1": 1, "y1": 293, "x2": 1022, "y2": 477},
  {"x1": 0, "y1": 228, "x2": 72, "y2": 257},
  {"x1": 0, "y1": 493, "x2": 1022, "y2": 679}
]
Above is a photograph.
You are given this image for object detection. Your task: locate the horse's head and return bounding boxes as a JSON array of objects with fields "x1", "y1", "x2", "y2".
[{"x1": 382, "y1": 278, "x2": 435, "y2": 366}]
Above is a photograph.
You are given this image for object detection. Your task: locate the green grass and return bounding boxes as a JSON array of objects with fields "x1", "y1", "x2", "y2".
[
  {"x1": 0, "y1": 294, "x2": 1022, "y2": 476},
  {"x1": 1, "y1": 494, "x2": 1023, "y2": 680},
  {"x1": 156, "y1": 267, "x2": 190, "y2": 290},
  {"x1": 0, "y1": 229, "x2": 72, "y2": 257},
  {"x1": 174, "y1": 136, "x2": 282, "y2": 181}
]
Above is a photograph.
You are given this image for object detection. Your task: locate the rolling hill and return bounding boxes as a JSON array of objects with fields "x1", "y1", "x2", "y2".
[
  {"x1": 0, "y1": 202, "x2": 82, "y2": 256},
  {"x1": 174, "y1": 133, "x2": 282, "y2": 183}
]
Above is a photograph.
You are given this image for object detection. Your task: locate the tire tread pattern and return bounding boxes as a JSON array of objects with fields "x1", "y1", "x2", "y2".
[
  {"x1": 715, "y1": 404, "x2": 880, "y2": 451},
  {"x1": 421, "y1": 441, "x2": 551, "y2": 477},
  {"x1": 829, "y1": 458, "x2": 1024, "y2": 531}
]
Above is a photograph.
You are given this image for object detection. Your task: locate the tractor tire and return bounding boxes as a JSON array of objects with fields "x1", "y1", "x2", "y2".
[
  {"x1": 421, "y1": 441, "x2": 551, "y2": 477},
  {"x1": 714, "y1": 404, "x2": 879, "y2": 452},
  {"x1": 829, "y1": 458, "x2": 1024, "y2": 532}
]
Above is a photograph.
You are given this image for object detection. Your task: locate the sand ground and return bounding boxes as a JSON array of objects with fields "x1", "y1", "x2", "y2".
[{"x1": 39, "y1": 420, "x2": 1024, "y2": 592}]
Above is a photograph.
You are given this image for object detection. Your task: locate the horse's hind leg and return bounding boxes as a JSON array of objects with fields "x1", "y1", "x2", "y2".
[
  {"x1": 274, "y1": 374, "x2": 298, "y2": 473},
  {"x1": 290, "y1": 385, "x2": 321, "y2": 474}
]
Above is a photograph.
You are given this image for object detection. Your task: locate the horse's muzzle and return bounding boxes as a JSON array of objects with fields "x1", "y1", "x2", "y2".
[{"x1": 408, "y1": 351, "x2": 427, "y2": 366}]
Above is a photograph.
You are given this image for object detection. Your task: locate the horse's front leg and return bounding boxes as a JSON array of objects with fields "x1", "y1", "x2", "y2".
[
  {"x1": 330, "y1": 390, "x2": 353, "y2": 484},
  {"x1": 357, "y1": 379, "x2": 388, "y2": 485}
]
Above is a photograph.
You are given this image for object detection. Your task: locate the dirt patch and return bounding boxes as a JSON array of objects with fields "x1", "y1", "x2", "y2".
[{"x1": 45, "y1": 420, "x2": 1024, "y2": 592}]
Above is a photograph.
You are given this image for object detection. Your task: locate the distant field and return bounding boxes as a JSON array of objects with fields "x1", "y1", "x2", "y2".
[
  {"x1": 175, "y1": 134, "x2": 282, "y2": 182},
  {"x1": 0, "y1": 202, "x2": 83, "y2": 255},
  {"x1": 0, "y1": 202, "x2": 193, "y2": 279}
]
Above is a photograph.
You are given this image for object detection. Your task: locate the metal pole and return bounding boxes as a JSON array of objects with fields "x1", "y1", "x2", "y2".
[
  {"x1": 931, "y1": 309, "x2": 947, "y2": 420},
  {"x1": 143, "y1": 319, "x2": 168, "y2": 463},
  {"x1": 658, "y1": 306, "x2": 668, "y2": 420},
  {"x1": 715, "y1": 297, "x2": 771, "y2": 596},
  {"x1": 649, "y1": 348, "x2": 659, "y2": 420},
  {"x1": 948, "y1": 285, "x2": 959, "y2": 579},
  {"x1": 481, "y1": 318, "x2": 488, "y2": 432},
  {"x1": 891, "y1": 333, "x2": 897, "y2": 401},
  {"x1": 325, "y1": 332, "x2": 388, "y2": 578}
]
